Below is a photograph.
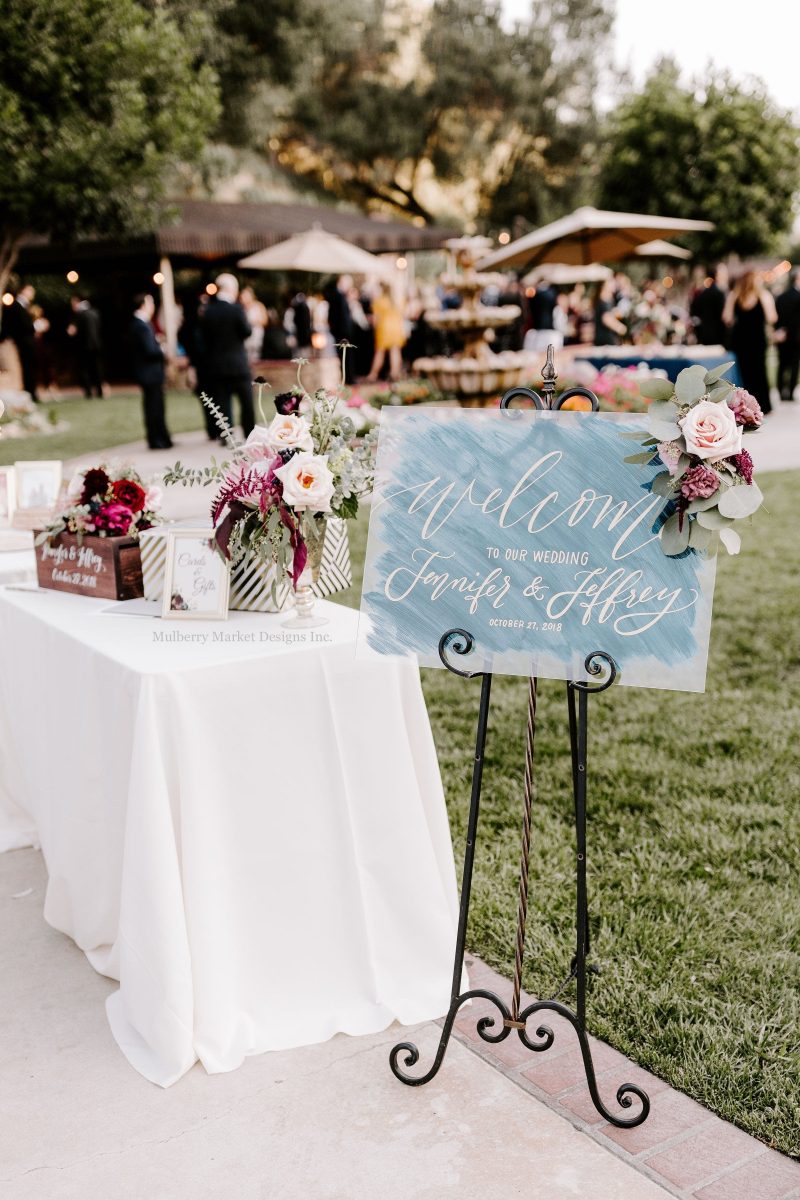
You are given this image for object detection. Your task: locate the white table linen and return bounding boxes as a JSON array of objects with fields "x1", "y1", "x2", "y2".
[{"x1": 0, "y1": 589, "x2": 460, "y2": 1086}]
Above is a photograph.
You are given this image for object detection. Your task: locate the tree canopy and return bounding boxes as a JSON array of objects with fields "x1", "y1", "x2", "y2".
[
  {"x1": 597, "y1": 61, "x2": 800, "y2": 260},
  {"x1": 0, "y1": 0, "x2": 220, "y2": 290},
  {"x1": 201, "y1": 0, "x2": 612, "y2": 230}
]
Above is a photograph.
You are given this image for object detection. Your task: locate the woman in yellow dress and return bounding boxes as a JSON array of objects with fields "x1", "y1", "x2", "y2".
[{"x1": 366, "y1": 283, "x2": 406, "y2": 382}]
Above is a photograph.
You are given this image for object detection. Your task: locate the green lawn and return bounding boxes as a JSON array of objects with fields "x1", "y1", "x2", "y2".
[
  {"x1": 6, "y1": 396, "x2": 798, "y2": 1154},
  {"x1": 0, "y1": 391, "x2": 206, "y2": 466},
  {"x1": 339, "y1": 474, "x2": 800, "y2": 1158}
]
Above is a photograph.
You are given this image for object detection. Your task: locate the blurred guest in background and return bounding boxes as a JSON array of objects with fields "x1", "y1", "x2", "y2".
[
  {"x1": 200, "y1": 273, "x2": 254, "y2": 437},
  {"x1": 261, "y1": 309, "x2": 292, "y2": 360},
  {"x1": 67, "y1": 294, "x2": 105, "y2": 398},
  {"x1": 366, "y1": 282, "x2": 405, "y2": 383},
  {"x1": 593, "y1": 278, "x2": 626, "y2": 346},
  {"x1": 240, "y1": 286, "x2": 267, "y2": 364},
  {"x1": 526, "y1": 279, "x2": 557, "y2": 351},
  {"x1": 690, "y1": 267, "x2": 727, "y2": 345},
  {"x1": 2, "y1": 284, "x2": 39, "y2": 401},
  {"x1": 324, "y1": 274, "x2": 356, "y2": 381},
  {"x1": 289, "y1": 291, "x2": 312, "y2": 357},
  {"x1": 775, "y1": 268, "x2": 800, "y2": 402},
  {"x1": 348, "y1": 284, "x2": 374, "y2": 378},
  {"x1": 724, "y1": 271, "x2": 777, "y2": 415},
  {"x1": 129, "y1": 293, "x2": 172, "y2": 450},
  {"x1": 179, "y1": 292, "x2": 216, "y2": 440}
]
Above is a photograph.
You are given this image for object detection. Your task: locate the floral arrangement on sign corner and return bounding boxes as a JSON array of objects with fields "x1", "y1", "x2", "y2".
[
  {"x1": 624, "y1": 362, "x2": 764, "y2": 557},
  {"x1": 163, "y1": 361, "x2": 377, "y2": 597},
  {"x1": 35, "y1": 464, "x2": 163, "y2": 545}
]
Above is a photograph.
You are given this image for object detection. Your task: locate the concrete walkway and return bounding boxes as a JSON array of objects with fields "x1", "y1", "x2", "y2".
[{"x1": 0, "y1": 849, "x2": 669, "y2": 1200}]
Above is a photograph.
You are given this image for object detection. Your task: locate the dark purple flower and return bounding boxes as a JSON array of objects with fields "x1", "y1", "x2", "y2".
[
  {"x1": 80, "y1": 467, "x2": 110, "y2": 505},
  {"x1": 733, "y1": 449, "x2": 754, "y2": 483},
  {"x1": 278, "y1": 448, "x2": 297, "y2": 464},
  {"x1": 274, "y1": 391, "x2": 302, "y2": 415}
]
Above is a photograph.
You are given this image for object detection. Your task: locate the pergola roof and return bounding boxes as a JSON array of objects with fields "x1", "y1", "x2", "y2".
[{"x1": 18, "y1": 200, "x2": 456, "y2": 273}]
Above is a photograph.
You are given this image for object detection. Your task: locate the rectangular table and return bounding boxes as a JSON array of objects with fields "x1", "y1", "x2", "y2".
[
  {"x1": 0, "y1": 589, "x2": 461, "y2": 1086},
  {"x1": 575, "y1": 348, "x2": 742, "y2": 386}
]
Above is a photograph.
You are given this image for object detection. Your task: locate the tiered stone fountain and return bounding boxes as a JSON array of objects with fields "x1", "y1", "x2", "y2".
[{"x1": 412, "y1": 236, "x2": 537, "y2": 406}]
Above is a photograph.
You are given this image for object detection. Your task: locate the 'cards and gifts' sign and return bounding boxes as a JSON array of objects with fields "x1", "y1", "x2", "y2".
[{"x1": 358, "y1": 409, "x2": 717, "y2": 692}]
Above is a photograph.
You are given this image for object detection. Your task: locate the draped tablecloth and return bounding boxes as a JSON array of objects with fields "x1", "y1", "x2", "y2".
[
  {"x1": 0, "y1": 589, "x2": 460, "y2": 1086},
  {"x1": 575, "y1": 348, "x2": 742, "y2": 386}
]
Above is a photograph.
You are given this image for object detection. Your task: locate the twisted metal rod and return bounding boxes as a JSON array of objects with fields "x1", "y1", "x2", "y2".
[{"x1": 509, "y1": 674, "x2": 538, "y2": 1022}]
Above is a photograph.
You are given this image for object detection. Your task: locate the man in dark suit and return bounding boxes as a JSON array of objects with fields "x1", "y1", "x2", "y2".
[
  {"x1": 129, "y1": 293, "x2": 172, "y2": 449},
  {"x1": 2, "y1": 284, "x2": 39, "y2": 401},
  {"x1": 199, "y1": 273, "x2": 254, "y2": 437},
  {"x1": 690, "y1": 267, "x2": 727, "y2": 345},
  {"x1": 775, "y1": 269, "x2": 800, "y2": 402},
  {"x1": 324, "y1": 274, "x2": 356, "y2": 383},
  {"x1": 67, "y1": 295, "x2": 105, "y2": 398}
]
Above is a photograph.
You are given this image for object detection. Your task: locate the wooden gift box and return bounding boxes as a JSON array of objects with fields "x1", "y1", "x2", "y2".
[
  {"x1": 35, "y1": 532, "x2": 144, "y2": 600},
  {"x1": 140, "y1": 519, "x2": 351, "y2": 612}
]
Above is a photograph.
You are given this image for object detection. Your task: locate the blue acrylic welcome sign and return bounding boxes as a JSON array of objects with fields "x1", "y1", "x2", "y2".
[{"x1": 357, "y1": 408, "x2": 717, "y2": 692}]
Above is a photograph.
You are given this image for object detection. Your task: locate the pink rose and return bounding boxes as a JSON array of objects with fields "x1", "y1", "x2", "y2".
[
  {"x1": 727, "y1": 388, "x2": 764, "y2": 429},
  {"x1": 92, "y1": 502, "x2": 134, "y2": 535},
  {"x1": 679, "y1": 399, "x2": 743, "y2": 460}
]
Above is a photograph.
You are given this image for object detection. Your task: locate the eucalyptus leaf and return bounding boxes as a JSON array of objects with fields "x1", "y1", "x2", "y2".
[
  {"x1": 689, "y1": 519, "x2": 715, "y2": 551},
  {"x1": 696, "y1": 508, "x2": 735, "y2": 529},
  {"x1": 647, "y1": 400, "x2": 679, "y2": 422},
  {"x1": 686, "y1": 491, "x2": 725, "y2": 513},
  {"x1": 624, "y1": 450, "x2": 659, "y2": 464},
  {"x1": 638, "y1": 378, "x2": 675, "y2": 401},
  {"x1": 717, "y1": 481, "x2": 764, "y2": 519},
  {"x1": 677, "y1": 454, "x2": 692, "y2": 475},
  {"x1": 651, "y1": 471, "x2": 675, "y2": 497},
  {"x1": 674, "y1": 365, "x2": 707, "y2": 404},
  {"x1": 660, "y1": 512, "x2": 691, "y2": 555},
  {"x1": 703, "y1": 361, "x2": 735, "y2": 385},
  {"x1": 719, "y1": 526, "x2": 742, "y2": 555},
  {"x1": 647, "y1": 418, "x2": 683, "y2": 441},
  {"x1": 707, "y1": 380, "x2": 734, "y2": 402}
]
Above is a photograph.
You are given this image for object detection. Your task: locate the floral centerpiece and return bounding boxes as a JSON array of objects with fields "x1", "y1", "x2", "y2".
[
  {"x1": 164, "y1": 372, "x2": 376, "y2": 619},
  {"x1": 623, "y1": 363, "x2": 763, "y2": 557},
  {"x1": 36, "y1": 463, "x2": 162, "y2": 545}
]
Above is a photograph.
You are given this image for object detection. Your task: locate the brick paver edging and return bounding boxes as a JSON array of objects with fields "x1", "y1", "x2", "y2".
[{"x1": 445, "y1": 956, "x2": 800, "y2": 1200}]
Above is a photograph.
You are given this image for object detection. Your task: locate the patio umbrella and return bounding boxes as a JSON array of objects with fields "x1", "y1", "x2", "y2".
[
  {"x1": 239, "y1": 225, "x2": 393, "y2": 277},
  {"x1": 632, "y1": 239, "x2": 692, "y2": 261},
  {"x1": 523, "y1": 262, "x2": 612, "y2": 285},
  {"x1": 477, "y1": 207, "x2": 714, "y2": 272}
]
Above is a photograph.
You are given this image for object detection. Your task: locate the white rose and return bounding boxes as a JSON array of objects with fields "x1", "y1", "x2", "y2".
[
  {"x1": 274, "y1": 452, "x2": 335, "y2": 512},
  {"x1": 66, "y1": 469, "x2": 85, "y2": 500},
  {"x1": 265, "y1": 413, "x2": 314, "y2": 454},
  {"x1": 144, "y1": 485, "x2": 163, "y2": 511},
  {"x1": 679, "y1": 399, "x2": 742, "y2": 461}
]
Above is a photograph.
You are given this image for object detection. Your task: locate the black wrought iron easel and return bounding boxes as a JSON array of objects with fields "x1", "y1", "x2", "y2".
[{"x1": 389, "y1": 347, "x2": 650, "y2": 1128}]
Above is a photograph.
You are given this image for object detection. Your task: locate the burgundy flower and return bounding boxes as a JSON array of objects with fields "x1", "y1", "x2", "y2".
[
  {"x1": 733, "y1": 449, "x2": 754, "y2": 484},
  {"x1": 111, "y1": 478, "x2": 147, "y2": 511},
  {"x1": 274, "y1": 391, "x2": 302, "y2": 415},
  {"x1": 80, "y1": 467, "x2": 110, "y2": 505},
  {"x1": 92, "y1": 502, "x2": 134, "y2": 535},
  {"x1": 680, "y1": 465, "x2": 721, "y2": 501},
  {"x1": 727, "y1": 388, "x2": 764, "y2": 429}
]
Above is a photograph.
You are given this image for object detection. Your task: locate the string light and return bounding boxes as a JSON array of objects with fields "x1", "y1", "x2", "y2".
[
  {"x1": 396, "y1": 256, "x2": 408, "y2": 270},
  {"x1": 311, "y1": 331, "x2": 326, "y2": 350},
  {"x1": 662, "y1": 276, "x2": 673, "y2": 288},
  {"x1": 498, "y1": 231, "x2": 511, "y2": 245},
  {"x1": 205, "y1": 282, "x2": 218, "y2": 295},
  {"x1": 153, "y1": 271, "x2": 165, "y2": 286},
  {"x1": 66, "y1": 270, "x2": 79, "y2": 284},
  {"x1": 1, "y1": 292, "x2": 14, "y2": 306}
]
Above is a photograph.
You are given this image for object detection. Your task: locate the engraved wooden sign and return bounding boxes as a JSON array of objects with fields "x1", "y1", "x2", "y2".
[{"x1": 35, "y1": 533, "x2": 144, "y2": 600}]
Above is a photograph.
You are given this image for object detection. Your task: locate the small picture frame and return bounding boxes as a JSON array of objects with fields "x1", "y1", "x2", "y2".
[
  {"x1": 0, "y1": 466, "x2": 16, "y2": 527},
  {"x1": 12, "y1": 460, "x2": 63, "y2": 529},
  {"x1": 162, "y1": 528, "x2": 230, "y2": 620}
]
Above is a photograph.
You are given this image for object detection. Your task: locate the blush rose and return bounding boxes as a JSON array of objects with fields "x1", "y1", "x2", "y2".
[
  {"x1": 274, "y1": 452, "x2": 335, "y2": 512},
  {"x1": 679, "y1": 399, "x2": 743, "y2": 461}
]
